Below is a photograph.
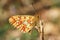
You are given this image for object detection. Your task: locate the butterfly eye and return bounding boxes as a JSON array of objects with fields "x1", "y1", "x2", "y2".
[{"x1": 9, "y1": 15, "x2": 35, "y2": 33}]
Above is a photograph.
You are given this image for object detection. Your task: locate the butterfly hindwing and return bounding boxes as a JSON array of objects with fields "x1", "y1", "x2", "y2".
[{"x1": 9, "y1": 15, "x2": 35, "y2": 33}]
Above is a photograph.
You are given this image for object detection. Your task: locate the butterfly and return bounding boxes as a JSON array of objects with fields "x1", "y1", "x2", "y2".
[{"x1": 9, "y1": 15, "x2": 36, "y2": 33}]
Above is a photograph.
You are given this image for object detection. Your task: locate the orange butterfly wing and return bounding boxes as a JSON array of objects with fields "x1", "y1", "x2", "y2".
[{"x1": 9, "y1": 15, "x2": 35, "y2": 33}]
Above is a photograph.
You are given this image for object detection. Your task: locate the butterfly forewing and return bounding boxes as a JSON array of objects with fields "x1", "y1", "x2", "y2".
[{"x1": 9, "y1": 15, "x2": 35, "y2": 33}]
